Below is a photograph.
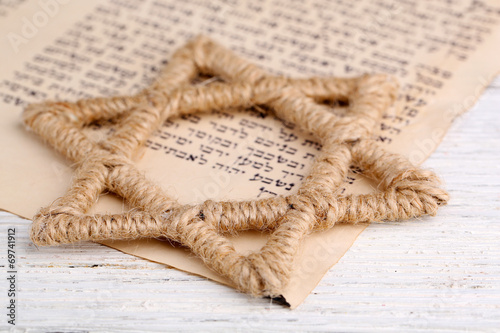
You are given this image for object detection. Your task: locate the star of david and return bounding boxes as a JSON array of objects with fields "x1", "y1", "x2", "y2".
[{"x1": 23, "y1": 36, "x2": 448, "y2": 297}]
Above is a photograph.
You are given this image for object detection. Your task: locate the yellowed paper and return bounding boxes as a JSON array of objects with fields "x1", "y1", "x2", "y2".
[{"x1": 0, "y1": 0, "x2": 499, "y2": 308}]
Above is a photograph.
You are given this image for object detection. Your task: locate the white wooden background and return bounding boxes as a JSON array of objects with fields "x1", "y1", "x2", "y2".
[{"x1": 1, "y1": 76, "x2": 499, "y2": 332}]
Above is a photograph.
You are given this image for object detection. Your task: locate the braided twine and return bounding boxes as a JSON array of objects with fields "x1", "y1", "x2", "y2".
[{"x1": 23, "y1": 35, "x2": 448, "y2": 298}]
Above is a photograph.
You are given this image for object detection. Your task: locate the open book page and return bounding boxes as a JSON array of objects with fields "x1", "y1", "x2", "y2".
[{"x1": 0, "y1": 0, "x2": 499, "y2": 308}]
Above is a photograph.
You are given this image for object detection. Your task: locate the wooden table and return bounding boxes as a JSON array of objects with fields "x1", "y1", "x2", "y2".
[{"x1": 1, "y1": 77, "x2": 499, "y2": 332}]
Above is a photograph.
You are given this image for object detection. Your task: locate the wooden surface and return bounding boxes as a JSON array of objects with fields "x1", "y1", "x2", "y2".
[{"x1": 1, "y1": 76, "x2": 499, "y2": 332}]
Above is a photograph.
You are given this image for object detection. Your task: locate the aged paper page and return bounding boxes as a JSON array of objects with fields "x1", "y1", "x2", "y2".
[
  {"x1": 1, "y1": 0, "x2": 499, "y2": 308},
  {"x1": 0, "y1": 0, "x2": 28, "y2": 19}
]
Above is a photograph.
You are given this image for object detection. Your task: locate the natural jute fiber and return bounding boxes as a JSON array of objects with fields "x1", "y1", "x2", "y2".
[{"x1": 23, "y1": 35, "x2": 448, "y2": 298}]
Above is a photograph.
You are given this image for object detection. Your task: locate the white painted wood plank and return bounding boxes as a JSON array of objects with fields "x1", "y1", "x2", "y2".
[{"x1": 1, "y1": 77, "x2": 499, "y2": 332}]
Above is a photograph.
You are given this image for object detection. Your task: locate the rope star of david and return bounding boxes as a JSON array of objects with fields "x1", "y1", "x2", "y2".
[{"x1": 23, "y1": 35, "x2": 448, "y2": 297}]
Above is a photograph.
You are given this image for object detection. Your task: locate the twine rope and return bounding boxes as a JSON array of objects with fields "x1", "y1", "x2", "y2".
[{"x1": 23, "y1": 35, "x2": 448, "y2": 297}]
